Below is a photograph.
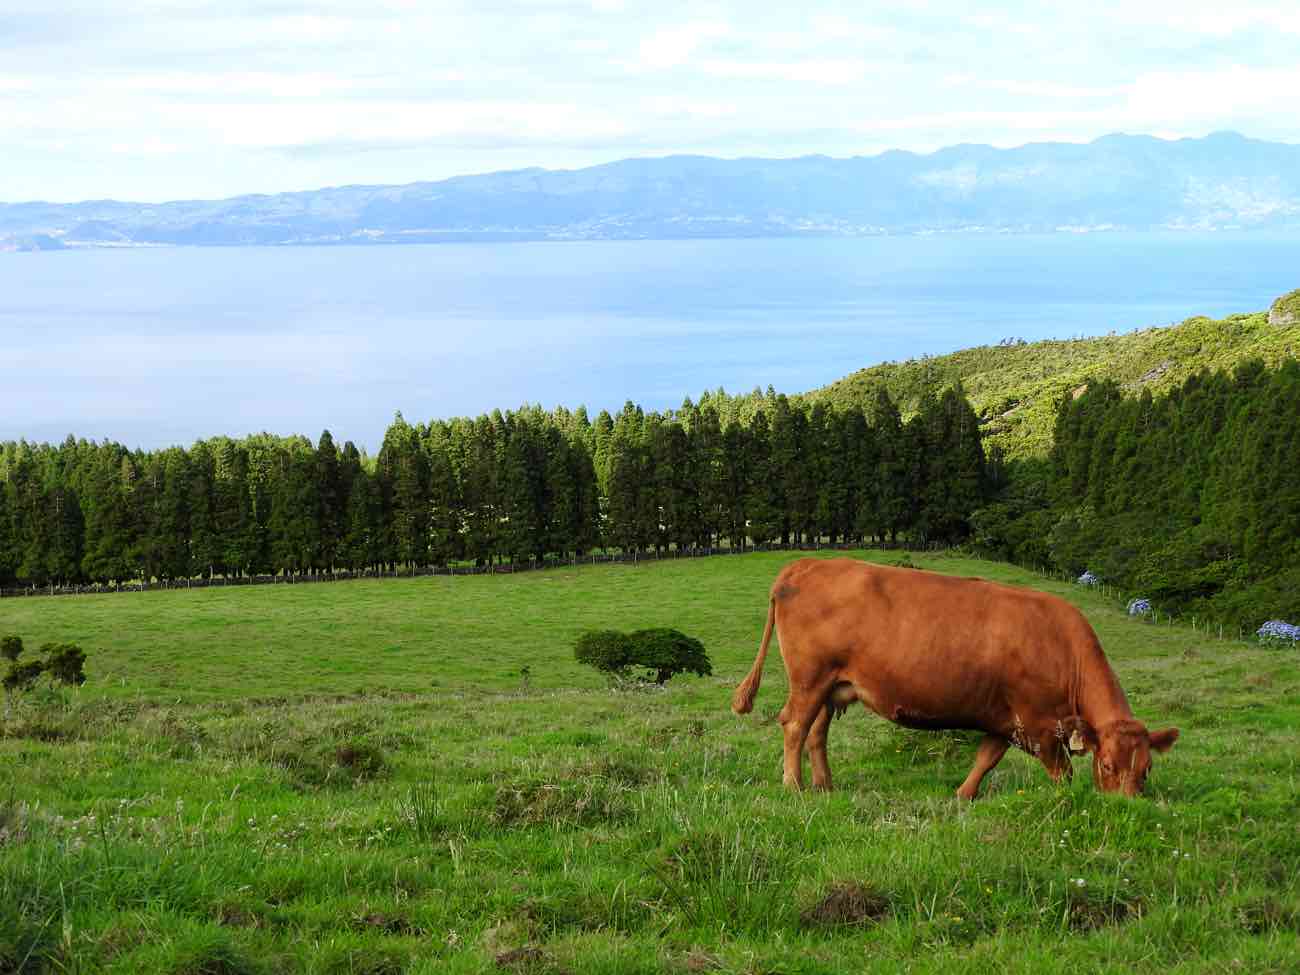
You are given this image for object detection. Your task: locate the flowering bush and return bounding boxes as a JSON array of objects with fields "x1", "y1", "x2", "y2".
[
  {"x1": 1077, "y1": 571, "x2": 1099, "y2": 586},
  {"x1": 1127, "y1": 598, "x2": 1152, "y2": 617},
  {"x1": 1256, "y1": 620, "x2": 1300, "y2": 645}
]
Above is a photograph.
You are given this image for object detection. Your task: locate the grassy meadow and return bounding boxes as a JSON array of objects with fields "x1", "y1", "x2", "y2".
[{"x1": 2, "y1": 550, "x2": 1299, "y2": 973}]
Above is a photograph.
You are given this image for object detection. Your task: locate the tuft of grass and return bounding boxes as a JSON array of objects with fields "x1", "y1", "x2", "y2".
[
  {"x1": 491, "y1": 777, "x2": 632, "y2": 830},
  {"x1": 400, "y1": 782, "x2": 444, "y2": 843},
  {"x1": 650, "y1": 827, "x2": 807, "y2": 933}
]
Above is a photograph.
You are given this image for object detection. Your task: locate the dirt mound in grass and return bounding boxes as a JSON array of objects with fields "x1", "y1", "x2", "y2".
[{"x1": 799, "y1": 882, "x2": 890, "y2": 928}]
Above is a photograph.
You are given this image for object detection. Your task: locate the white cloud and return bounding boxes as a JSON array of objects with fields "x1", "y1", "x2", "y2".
[
  {"x1": 701, "y1": 59, "x2": 868, "y2": 85},
  {"x1": 637, "y1": 21, "x2": 728, "y2": 70},
  {"x1": 641, "y1": 96, "x2": 736, "y2": 119},
  {"x1": 1100, "y1": 1, "x2": 1300, "y2": 36},
  {"x1": 1125, "y1": 66, "x2": 1300, "y2": 119},
  {"x1": 947, "y1": 76, "x2": 1126, "y2": 99}
]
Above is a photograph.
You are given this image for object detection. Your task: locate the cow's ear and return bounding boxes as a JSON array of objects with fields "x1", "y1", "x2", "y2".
[
  {"x1": 1148, "y1": 727, "x2": 1180, "y2": 753},
  {"x1": 1061, "y1": 716, "x2": 1098, "y2": 755}
]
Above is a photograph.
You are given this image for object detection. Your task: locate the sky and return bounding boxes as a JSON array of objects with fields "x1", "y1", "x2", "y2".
[{"x1": 4, "y1": 0, "x2": 1300, "y2": 203}]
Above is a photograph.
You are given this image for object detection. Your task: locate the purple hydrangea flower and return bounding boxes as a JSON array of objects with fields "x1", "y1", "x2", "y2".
[
  {"x1": 1257, "y1": 620, "x2": 1300, "y2": 645},
  {"x1": 1127, "y1": 598, "x2": 1152, "y2": 617},
  {"x1": 1077, "y1": 571, "x2": 1099, "y2": 586}
]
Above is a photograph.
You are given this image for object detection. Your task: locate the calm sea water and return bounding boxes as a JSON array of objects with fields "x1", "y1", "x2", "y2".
[{"x1": 3, "y1": 233, "x2": 1298, "y2": 450}]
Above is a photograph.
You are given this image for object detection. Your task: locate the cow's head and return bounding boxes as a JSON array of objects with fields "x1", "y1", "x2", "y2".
[{"x1": 1062, "y1": 717, "x2": 1179, "y2": 796}]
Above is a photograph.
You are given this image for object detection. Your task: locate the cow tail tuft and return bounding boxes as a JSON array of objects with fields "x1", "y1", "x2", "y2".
[{"x1": 732, "y1": 598, "x2": 776, "y2": 714}]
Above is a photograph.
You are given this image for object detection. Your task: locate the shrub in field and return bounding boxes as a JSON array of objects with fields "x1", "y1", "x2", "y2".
[
  {"x1": 2, "y1": 637, "x2": 87, "y2": 697},
  {"x1": 42, "y1": 644, "x2": 87, "y2": 687},
  {"x1": 574, "y1": 628, "x2": 712, "y2": 685},
  {"x1": 1256, "y1": 620, "x2": 1300, "y2": 646},
  {"x1": 573, "y1": 630, "x2": 635, "y2": 676},
  {"x1": 627, "y1": 629, "x2": 712, "y2": 684},
  {"x1": 0, "y1": 637, "x2": 21, "y2": 663},
  {"x1": 1076, "y1": 570, "x2": 1099, "y2": 586}
]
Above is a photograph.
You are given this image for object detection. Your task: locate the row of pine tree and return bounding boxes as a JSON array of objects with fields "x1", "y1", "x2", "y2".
[{"x1": 0, "y1": 388, "x2": 990, "y2": 586}]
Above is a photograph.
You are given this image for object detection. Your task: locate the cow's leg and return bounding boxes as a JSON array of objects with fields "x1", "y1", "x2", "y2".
[
  {"x1": 805, "y1": 704, "x2": 834, "y2": 792},
  {"x1": 955, "y1": 734, "x2": 1010, "y2": 801},
  {"x1": 780, "y1": 690, "x2": 828, "y2": 790}
]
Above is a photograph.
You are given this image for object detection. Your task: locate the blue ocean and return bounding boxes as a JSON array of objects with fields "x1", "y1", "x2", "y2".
[{"x1": 3, "y1": 232, "x2": 1297, "y2": 449}]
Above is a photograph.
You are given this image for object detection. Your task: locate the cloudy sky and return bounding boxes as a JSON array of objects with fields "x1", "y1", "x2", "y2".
[{"x1": 5, "y1": 0, "x2": 1300, "y2": 203}]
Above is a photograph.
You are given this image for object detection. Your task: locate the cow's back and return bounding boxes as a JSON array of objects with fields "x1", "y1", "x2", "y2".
[{"x1": 772, "y1": 559, "x2": 1091, "y2": 730}]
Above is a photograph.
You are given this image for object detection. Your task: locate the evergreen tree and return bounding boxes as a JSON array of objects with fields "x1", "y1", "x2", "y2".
[
  {"x1": 268, "y1": 442, "x2": 317, "y2": 574},
  {"x1": 719, "y1": 421, "x2": 751, "y2": 549},
  {"x1": 213, "y1": 439, "x2": 254, "y2": 577},
  {"x1": 342, "y1": 467, "x2": 380, "y2": 571},
  {"x1": 650, "y1": 419, "x2": 690, "y2": 551},
  {"x1": 690, "y1": 402, "x2": 725, "y2": 548},
  {"x1": 460, "y1": 416, "x2": 500, "y2": 566},
  {"x1": 746, "y1": 411, "x2": 781, "y2": 545},
  {"x1": 157, "y1": 448, "x2": 191, "y2": 580},
  {"x1": 187, "y1": 441, "x2": 220, "y2": 578},
  {"x1": 315, "y1": 430, "x2": 343, "y2": 571},
  {"x1": 378, "y1": 413, "x2": 430, "y2": 569},
  {"x1": 81, "y1": 446, "x2": 133, "y2": 583},
  {"x1": 870, "y1": 388, "x2": 908, "y2": 542},
  {"x1": 0, "y1": 469, "x2": 14, "y2": 586},
  {"x1": 424, "y1": 426, "x2": 460, "y2": 566},
  {"x1": 606, "y1": 403, "x2": 646, "y2": 554},
  {"x1": 845, "y1": 407, "x2": 876, "y2": 543}
]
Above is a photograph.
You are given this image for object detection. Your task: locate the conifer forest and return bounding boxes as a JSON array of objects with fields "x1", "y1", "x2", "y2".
[{"x1": 3, "y1": 358, "x2": 1298, "y2": 629}]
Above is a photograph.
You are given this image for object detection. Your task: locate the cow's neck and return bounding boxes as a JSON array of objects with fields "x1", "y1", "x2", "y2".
[{"x1": 1075, "y1": 645, "x2": 1134, "y2": 728}]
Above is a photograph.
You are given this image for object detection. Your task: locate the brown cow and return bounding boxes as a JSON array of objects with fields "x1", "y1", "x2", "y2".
[{"x1": 732, "y1": 558, "x2": 1178, "y2": 798}]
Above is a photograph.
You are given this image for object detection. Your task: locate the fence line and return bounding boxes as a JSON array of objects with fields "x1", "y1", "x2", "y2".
[{"x1": 0, "y1": 540, "x2": 938, "y2": 600}]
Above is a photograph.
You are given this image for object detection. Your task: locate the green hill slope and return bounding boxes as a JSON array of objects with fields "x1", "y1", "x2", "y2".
[{"x1": 808, "y1": 299, "x2": 1300, "y2": 458}]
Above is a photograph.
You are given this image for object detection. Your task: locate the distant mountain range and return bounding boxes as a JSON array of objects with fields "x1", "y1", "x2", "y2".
[{"x1": 4, "y1": 132, "x2": 1300, "y2": 251}]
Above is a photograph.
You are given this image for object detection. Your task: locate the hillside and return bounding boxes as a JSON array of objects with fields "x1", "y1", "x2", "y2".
[
  {"x1": 4, "y1": 132, "x2": 1300, "y2": 249},
  {"x1": 3, "y1": 551, "x2": 1299, "y2": 972},
  {"x1": 808, "y1": 301, "x2": 1300, "y2": 458}
]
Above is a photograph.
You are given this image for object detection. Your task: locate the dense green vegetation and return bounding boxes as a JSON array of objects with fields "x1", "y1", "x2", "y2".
[
  {"x1": 1271, "y1": 288, "x2": 1300, "y2": 325},
  {"x1": 0, "y1": 388, "x2": 989, "y2": 587},
  {"x1": 2, "y1": 551, "x2": 1297, "y2": 973},
  {"x1": 974, "y1": 358, "x2": 1300, "y2": 631},
  {"x1": 809, "y1": 309, "x2": 1300, "y2": 458}
]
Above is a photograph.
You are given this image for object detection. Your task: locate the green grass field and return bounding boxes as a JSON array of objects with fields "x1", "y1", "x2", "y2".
[{"x1": 3, "y1": 550, "x2": 1299, "y2": 973}]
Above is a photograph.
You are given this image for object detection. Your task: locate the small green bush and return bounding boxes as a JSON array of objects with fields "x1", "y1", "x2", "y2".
[
  {"x1": 40, "y1": 643, "x2": 87, "y2": 687},
  {"x1": 0, "y1": 637, "x2": 22, "y2": 663},
  {"x1": 573, "y1": 628, "x2": 711, "y2": 684},
  {"x1": 573, "y1": 630, "x2": 635, "y2": 675},
  {"x1": 2, "y1": 637, "x2": 87, "y2": 699},
  {"x1": 627, "y1": 628, "x2": 712, "y2": 684}
]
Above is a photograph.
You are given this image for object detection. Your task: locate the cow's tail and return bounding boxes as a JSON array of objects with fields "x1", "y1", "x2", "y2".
[{"x1": 732, "y1": 598, "x2": 776, "y2": 714}]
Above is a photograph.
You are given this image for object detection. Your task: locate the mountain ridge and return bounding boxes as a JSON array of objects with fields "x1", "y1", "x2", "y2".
[{"x1": 5, "y1": 131, "x2": 1300, "y2": 250}]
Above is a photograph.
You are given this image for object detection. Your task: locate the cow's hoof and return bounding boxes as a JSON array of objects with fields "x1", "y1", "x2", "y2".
[{"x1": 954, "y1": 787, "x2": 978, "y2": 802}]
